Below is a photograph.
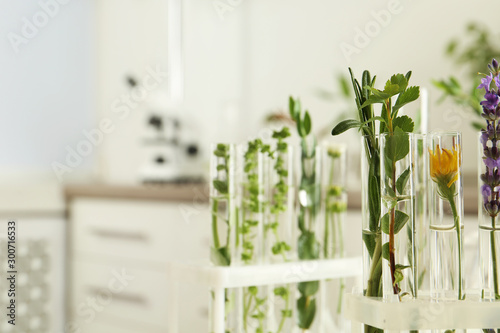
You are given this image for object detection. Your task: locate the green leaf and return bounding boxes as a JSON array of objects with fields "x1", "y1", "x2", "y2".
[
  {"x1": 297, "y1": 296, "x2": 316, "y2": 329},
  {"x1": 392, "y1": 115, "x2": 414, "y2": 133},
  {"x1": 331, "y1": 119, "x2": 361, "y2": 135},
  {"x1": 289, "y1": 96, "x2": 297, "y2": 119},
  {"x1": 394, "y1": 264, "x2": 411, "y2": 286},
  {"x1": 396, "y1": 167, "x2": 411, "y2": 194},
  {"x1": 384, "y1": 128, "x2": 409, "y2": 162},
  {"x1": 389, "y1": 74, "x2": 408, "y2": 92},
  {"x1": 213, "y1": 180, "x2": 228, "y2": 194},
  {"x1": 368, "y1": 153, "x2": 380, "y2": 232},
  {"x1": 363, "y1": 233, "x2": 376, "y2": 258},
  {"x1": 472, "y1": 121, "x2": 484, "y2": 131},
  {"x1": 360, "y1": 94, "x2": 386, "y2": 108},
  {"x1": 361, "y1": 116, "x2": 386, "y2": 126},
  {"x1": 298, "y1": 281, "x2": 319, "y2": 297},
  {"x1": 338, "y1": 74, "x2": 351, "y2": 97},
  {"x1": 298, "y1": 231, "x2": 320, "y2": 260},
  {"x1": 383, "y1": 82, "x2": 401, "y2": 96},
  {"x1": 210, "y1": 247, "x2": 230, "y2": 266},
  {"x1": 274, "y1": 287, "x2": 288, "y2": 297},
  {"x1": 382, "y1": 242, "x2": 390, "y2": 261},
  {"x1": 393, "y1": 86, "x2": 420, "y2": 115},
  {"x1": 381, "y1": 210, "x2": 410, "y2": 235},
  {"x1": 303, "y1": 111, "x2": 312, "y2": 135}
]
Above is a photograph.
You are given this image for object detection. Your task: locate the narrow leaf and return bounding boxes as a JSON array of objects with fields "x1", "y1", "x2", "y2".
[
  {"x1": 303, "y1": 111, "x2": 312, "y2": 135},
  {"x1": 396, "y1": 167, "x2": 411, "y2": 194},
  {"x1": 331, "y1": 119, "x2": 361, "y2": 136}
]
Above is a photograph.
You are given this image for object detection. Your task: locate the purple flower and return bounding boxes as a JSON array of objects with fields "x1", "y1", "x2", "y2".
[
  {"x1": 478, "y1": 74, "x2": 493, "y2": 92},
  {"x1": 484, "y1": 157, "x2": 500, "y2": 173},
  {"x1": 485, "y1": 200, "x2": 500, "y2": 216},
  {"x1": 495, "y1": 75, "x2": 500, "y2": 90},
  {"x1": 481, "y1": 92, "x2": 500, "y2": 110},
  {"x1": 481, "y1": 130, "x2": 489, "y2": 149},
  {"x1": 481, "y1": 168, "x2": 500, "y2": 186},
  {"x1": 482, "y1": 184, "x2": 492, "y2": 204}
]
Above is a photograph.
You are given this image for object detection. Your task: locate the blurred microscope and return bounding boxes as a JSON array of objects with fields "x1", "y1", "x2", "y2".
[{"x1": 126, "y1": 76, "x2": 204, "y2": 184}]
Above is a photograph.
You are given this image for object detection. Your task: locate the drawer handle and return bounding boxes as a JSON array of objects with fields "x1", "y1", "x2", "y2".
[
  {"x1": 87, "y1": 286, "x2": 147, "y2": 305},
  {"x1": 90, "y1": 228, "x2": 148, "y2": 242}
]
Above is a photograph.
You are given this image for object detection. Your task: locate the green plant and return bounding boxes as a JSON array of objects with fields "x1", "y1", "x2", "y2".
[
  {"x1": 266, "y1": 127, "x2": 293, "y2": 261},
  {"x1": 323, "y1": 147, "x2": 348, "y2": 314},
  {"x1": 265, "y1": 127, "x2": 293, "y2": 333},
  {"x1": 433, "y1": 23, "x2": 500, "y2": 130},
  {"x1": 211, "y1": 143, "x2": 232, "y2": 267},
  {"x1": 332, "y1": 69, "x2": 419, "y2": 333},
  {"x1": 239, "y1": 139, "x2": 268, "y2": 333},
  {"x1": 289, "y1": 96, "x2": 321, "y2": 332}
]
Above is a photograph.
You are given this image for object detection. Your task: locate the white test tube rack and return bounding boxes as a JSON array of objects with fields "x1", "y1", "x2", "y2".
[{"x1": 167, "y1": 257, "x2": 363, "y2": 333}]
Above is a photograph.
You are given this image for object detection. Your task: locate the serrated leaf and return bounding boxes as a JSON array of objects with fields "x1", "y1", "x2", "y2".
[
  {"x1": 392, "y1": 115, "x2": 414, "y2": 133},
  {"x1": 298, "y1": 281, "x2": 319, "y2": 297},
  {"x1": 393, "y1": 86, "x2": 420, "y2": 115},
  {"x1": 381, "y1": 210, "x2": 410, "y2": 235},
  {"x1": 389, "y1": 74, "x2": 408, "y2": 92},
  {"x1": 385, "y1": 128, "x2": 409, "y2": 162},
  {"x1": 331, "y1": 119, "x2": 361, "y2": 135},
  {"x1": 396, "y1": 167, "x2": 411, "y2": 194},
  {"x1": 297, "y1": 296, "x2": 316, "y2": 329},
  {"x1": 382, "y1": 242, "x2": 390, "y2": 260},
  {"x1": 383, "y1": 81, "x2": 400, "y2": 96}
]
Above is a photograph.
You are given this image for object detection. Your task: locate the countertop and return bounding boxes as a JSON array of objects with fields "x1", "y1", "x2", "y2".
[{"x1": 64, "y1": 182, "x2": 209, "y2": 203}]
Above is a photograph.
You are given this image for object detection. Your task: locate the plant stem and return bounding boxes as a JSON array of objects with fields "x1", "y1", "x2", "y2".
[
  {"x1": 212, "y1": 198, "x2": 220, "y2": 249},
  {"x1": 276, "y1": 286, "x2": 290, "y2": 333},
  {"x1": 448, "y1": 196, "x2": 463, "y2": 300},
  {"x1": 389, "y1": 161, "x2": 399, "y2": 295},
  {"x1": 366, "y1": 235, "x2": 382, "y2": 296},
  {"x1": 336, "y1": 211, "x2": 345, "y2": 314},
  {"x1": 491, "y1": 216, "x2": 499, "y2": 298}
]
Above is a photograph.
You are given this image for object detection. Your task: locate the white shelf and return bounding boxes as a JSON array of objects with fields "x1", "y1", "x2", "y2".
[
  {"x1": 168, "y1": 257, "x2": 362, "y2": 289},
  {"x1": 345, "y1": 293, "x2": 500, "y2": 330}
]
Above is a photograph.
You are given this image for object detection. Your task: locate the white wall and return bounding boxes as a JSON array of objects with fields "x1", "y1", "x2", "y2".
[
  {"x1": 235, "y1": 0, "x2": 499, "y2": 173},
  {"x1": 0, "y1": 0, "x2": 95, "y2": 176}
]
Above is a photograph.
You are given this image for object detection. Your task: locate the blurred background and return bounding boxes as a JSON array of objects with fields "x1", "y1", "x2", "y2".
[{"x1": 0, "y1": 0, "x2": 498, "y2": 332}]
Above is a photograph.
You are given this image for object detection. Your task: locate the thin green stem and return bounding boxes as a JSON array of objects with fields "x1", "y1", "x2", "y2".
[
  {"x1": 491, "y1": 216, "x2": 499, "y2": 297},
  {"x1": 212, "y1": 198, "x2": 220, "y2": 249},
  {"x1": 276, "y1": 286, "x2": 290, "y2": 333},
  {"x1": 366, "y1": 235, "x2": 382, "y2": 296},
  {"x1": 448, "y1": 196, "x2": 463, "y2": 300},
  {"x1": 243, "y1": 290, "x2": 252, "y2": 332}
]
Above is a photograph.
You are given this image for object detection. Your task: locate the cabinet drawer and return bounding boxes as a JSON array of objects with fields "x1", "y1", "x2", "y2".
[
  {"x1": 70, "y1": 197, "x2": 209, "y2": 263},
  {"x1": 70, "y1": 260, "x2": 208, "y2": 332},
  {"x1": 76, "y1": 317, "x2": 164, "y2": 333},
  {"x1": 71, "y1": 260, "x2": 169, "y2": 329}
]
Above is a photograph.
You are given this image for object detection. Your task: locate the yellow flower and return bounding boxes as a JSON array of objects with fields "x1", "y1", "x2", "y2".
[{"x1": 429, "y1": 144, "x2": 460, "y2": 188}]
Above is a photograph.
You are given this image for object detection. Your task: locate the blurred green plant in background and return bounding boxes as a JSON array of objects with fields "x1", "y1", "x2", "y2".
[
  {"x1": 265, "y1": 73, "x2": 356, "y2": 140},
  {"x1": 433, "y1": 23, "x2": 500, "y2": 130}
]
